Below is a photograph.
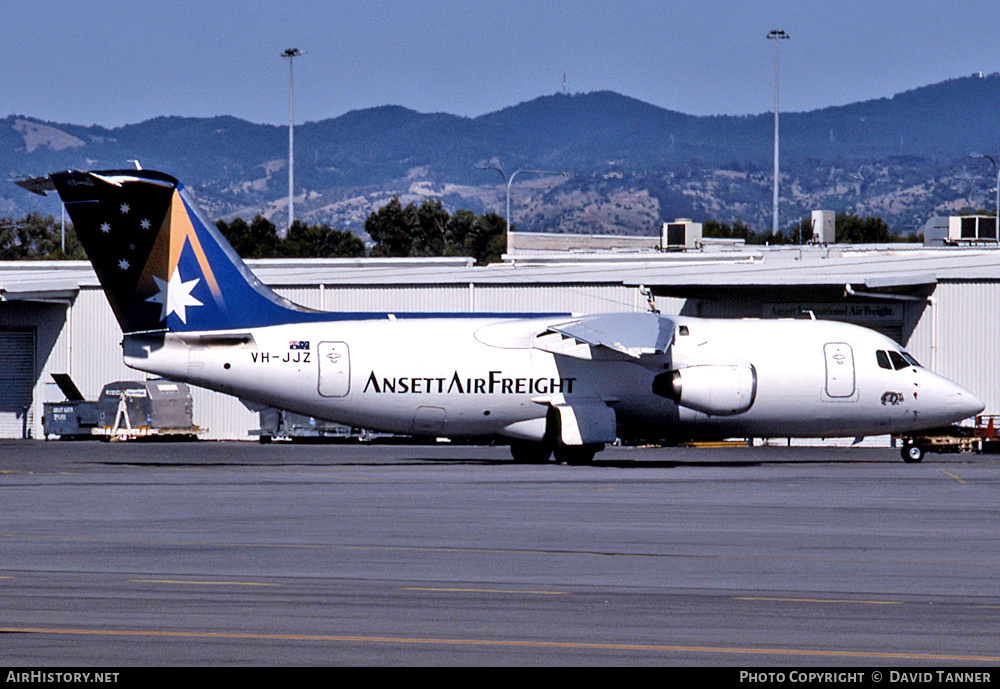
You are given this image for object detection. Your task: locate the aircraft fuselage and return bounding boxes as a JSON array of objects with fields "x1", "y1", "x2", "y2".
[{"x1": 122, "y1": 314, "x2": 982, "y2": 443}]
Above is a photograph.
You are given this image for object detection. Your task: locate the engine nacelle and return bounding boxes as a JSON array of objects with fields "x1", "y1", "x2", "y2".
[{"x1": 652, "y1": 364, "x2": 757, "y2": 416}]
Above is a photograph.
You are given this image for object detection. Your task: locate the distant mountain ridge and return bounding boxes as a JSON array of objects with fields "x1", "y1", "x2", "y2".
[{"x1": 5, "y1": 73, "x2": 1000, "y2": 235}]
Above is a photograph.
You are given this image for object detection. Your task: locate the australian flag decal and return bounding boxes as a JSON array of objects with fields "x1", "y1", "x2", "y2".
[{"x1": 289, "y1": 341, "x2": 310, "y2": 350}]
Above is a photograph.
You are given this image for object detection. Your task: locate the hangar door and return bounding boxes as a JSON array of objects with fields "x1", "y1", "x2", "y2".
[{"x1": 0, "y1": 329, "x2": 36, "y2": 438}]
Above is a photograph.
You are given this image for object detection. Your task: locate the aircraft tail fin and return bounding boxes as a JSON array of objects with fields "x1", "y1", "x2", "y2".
[{"x1": 34, "y1": 170, "x2": 317, "y2": 334}]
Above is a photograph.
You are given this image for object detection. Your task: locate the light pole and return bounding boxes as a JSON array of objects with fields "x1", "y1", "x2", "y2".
[
  {"x1": 282, "y1": 48, "x2": 304, "y2": 233},
  {"x1": 970, "y1": 152, "x2": 1000, "y2": 246},
  {"x1": 767, "y1": 29, "x2": 789, "y2": 236},
  {"x1": 478, "y1": 166, "x2": 568, "y2": 234}
]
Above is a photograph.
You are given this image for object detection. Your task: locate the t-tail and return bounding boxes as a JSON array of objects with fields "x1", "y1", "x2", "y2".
[{"x1": 21, "y1": 169, "x2": 321, "y2": 334}]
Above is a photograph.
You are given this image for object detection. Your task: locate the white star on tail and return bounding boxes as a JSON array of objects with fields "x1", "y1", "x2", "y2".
[{"x1": 145, "y1": 270, "x2": 203, "y2": 323}]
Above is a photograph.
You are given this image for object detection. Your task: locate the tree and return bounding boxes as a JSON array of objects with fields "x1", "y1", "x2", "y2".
[
  {"x1": 444, "y1": 209, "x2": 476, "y2": 256},
  {"x1": 705, "y1": 214, "x2": 910, "y2": 245},
  {"x1": 446, "y1": 210, "x2": 506, "y2": 265},
  {"x1": 216, "y1": 215, "x2": 280, "y2": 258},
  {"x1": 0, "y1": 213, "x2": 85, "y2": 259},
  {"x1": 410, "y1": 199, "x2": 448, "y2": 257},
  {"x1": 703, "y1": 219, "x2": 792, "y2": 244},
  {"x1": 366, "y1": 198, "x2": 507, "y2": 264},
  {"x1": 366, "y1": 197, "x2": 415, "y2": 257},
  {"x1": 792, "y1": 218, "x2": 815, "y2": 243},
  {"x1": 281, "y1": 220, "x2": 366, "y2": 258},
  {"x1": 835, "y1": 213, "x2": 893, "y2": 243}
]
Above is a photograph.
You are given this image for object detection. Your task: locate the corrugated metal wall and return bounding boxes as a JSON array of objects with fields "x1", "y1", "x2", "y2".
[
  {"x1": 908, "y1": 281, "x2": 996, "y2": 416},
  {"x1": 62, "y1": 290, "x2": 135, "y2": 400},
  {"x1": 1, "y1": 301, "x2": 71, "y2": 439},
  {"x1": 0, "y1": 328, "x2": 36, "y2": 437}
]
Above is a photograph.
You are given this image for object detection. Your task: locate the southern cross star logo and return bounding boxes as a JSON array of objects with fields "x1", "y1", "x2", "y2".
[{"x1": 145, "y1": 269, "x2": 203, "y2": 323}]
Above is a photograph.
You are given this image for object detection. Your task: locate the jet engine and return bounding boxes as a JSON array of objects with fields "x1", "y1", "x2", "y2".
[{"x1": 652, "y1": 364, "x2": 757, "y2": 416}]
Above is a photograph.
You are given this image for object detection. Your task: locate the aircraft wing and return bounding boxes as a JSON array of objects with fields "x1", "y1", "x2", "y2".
[{"x1": 533, "y1": 312, "x2": 674, "y2": 363}]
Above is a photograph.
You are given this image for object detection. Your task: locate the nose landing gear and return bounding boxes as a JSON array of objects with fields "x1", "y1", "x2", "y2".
[{"x1": 901, "y1": 443, "x2": 924, "y2": 463}]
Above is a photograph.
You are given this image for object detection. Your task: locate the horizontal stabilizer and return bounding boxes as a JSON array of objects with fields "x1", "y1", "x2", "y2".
[
  {"x1": 13, "y1": 175, "x2": 56, "y2": 196},
  {"x1": 534, "y1": 312, "x2": 674, "y2": 361}
]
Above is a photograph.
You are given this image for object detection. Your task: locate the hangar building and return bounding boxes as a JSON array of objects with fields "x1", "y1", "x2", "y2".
[{"x1": 1, "y1": 241, "x2": 997, "y2": 441}]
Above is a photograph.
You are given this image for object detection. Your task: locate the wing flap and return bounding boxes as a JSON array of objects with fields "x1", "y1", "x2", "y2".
[{"x1": 533, "y1": 312, "x2": 674, "y2": 361}]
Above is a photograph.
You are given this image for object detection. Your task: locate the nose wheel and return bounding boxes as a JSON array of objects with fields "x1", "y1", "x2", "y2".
[{"x1": 901, "y1": 443, "x2": 925, "y2": 463}]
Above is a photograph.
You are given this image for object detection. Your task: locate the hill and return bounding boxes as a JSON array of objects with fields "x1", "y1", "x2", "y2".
[{"x1": 5, "y1": 73, "x2": 1000, "y2": 235}]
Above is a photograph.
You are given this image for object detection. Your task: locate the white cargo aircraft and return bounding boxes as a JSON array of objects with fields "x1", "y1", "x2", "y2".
[{"x1": 20, "y1": 169, "x2": 984, "y2": 463}]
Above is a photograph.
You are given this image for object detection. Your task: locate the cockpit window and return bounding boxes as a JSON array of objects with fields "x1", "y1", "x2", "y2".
[
  {"x1": 877, "y1": 349, "x2": 921, "y2": 370},
  {"x1": 889, "y1": 350, "x2": 910, "y2": 371}
]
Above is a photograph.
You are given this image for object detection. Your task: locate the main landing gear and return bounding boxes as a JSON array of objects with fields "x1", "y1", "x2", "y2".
[{"x1": 509, "y1": 441, "x2": 602, "y2": 465}]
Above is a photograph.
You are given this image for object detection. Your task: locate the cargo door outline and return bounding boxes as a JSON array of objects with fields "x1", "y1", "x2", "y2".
[
  {"x1": 318, "y1": 341, "x2": 350, "y2": 397},
  {"x1": 823, "y1": 342, "x2": 856, "y2": 400},
  {"x1": 412, "y1": 406, "x2": 446, "y2": 434}
]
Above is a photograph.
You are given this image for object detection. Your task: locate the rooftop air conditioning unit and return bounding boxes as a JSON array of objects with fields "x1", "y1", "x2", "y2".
[
  {"x1": 811, "y1": 210, "x2": 835, "y2": 244},
  {"x1": 661, "y1": 219, "x2": 702, "y2": 249},
  {"x1": 948, "y1": 215, "x2": 998, "y2": 243}
]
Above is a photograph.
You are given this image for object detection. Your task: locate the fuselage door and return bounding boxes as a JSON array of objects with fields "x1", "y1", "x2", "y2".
[
  {"x1": 412, "y1": 406, "x2": 446, "y2": 434},
  {"x1": 823, "y1": 342, "x2": 855, "y2": 399},
  {"x1": 318, "y1": 341, "x2": 350, "y2": 398}
]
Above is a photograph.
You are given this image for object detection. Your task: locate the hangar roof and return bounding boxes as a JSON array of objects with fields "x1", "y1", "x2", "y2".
[{"x1": 1, "y1": 245, "x2": 999, "y2": 303}]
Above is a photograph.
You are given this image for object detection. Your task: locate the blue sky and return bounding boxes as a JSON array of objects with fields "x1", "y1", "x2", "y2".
[{"x1": 4, "y1": 0, "x2": 1000, "y2": 127}]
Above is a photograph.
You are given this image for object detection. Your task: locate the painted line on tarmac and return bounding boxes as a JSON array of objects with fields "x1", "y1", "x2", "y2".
[
  {"x1": 1, "y1": 626, "x2": 998, "y2": 662},
  {"x1": 942, "y1": 470, "x2": 967, "y2": 484}
]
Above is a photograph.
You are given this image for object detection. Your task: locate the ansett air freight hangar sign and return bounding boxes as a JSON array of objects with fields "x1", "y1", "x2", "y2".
[{"x1": 764, "y1": 302, "x2": 903, "y2": 325}]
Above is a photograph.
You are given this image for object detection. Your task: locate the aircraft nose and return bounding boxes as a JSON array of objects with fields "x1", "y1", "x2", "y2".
[
  {"x1": 938, "y1": 378, "x2": 985, "y2": 422},
  {"x1": 920, "y1": 373, "x2": 985, "y2": 425},
  {"x1": 953, "y1": 387, "x2": 986, "y2": 420}
]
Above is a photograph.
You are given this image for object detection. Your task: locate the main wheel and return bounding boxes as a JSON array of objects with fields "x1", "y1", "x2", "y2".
[
  {"x1": 553, "y1": 444, "x2": 599, "y2": 465},
  {"x1": 510, "y1": 441, "x2": 551, "y2": 464},
  {"x1": 902, "y1": 443, "x2": 925, "y2": 463}
]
